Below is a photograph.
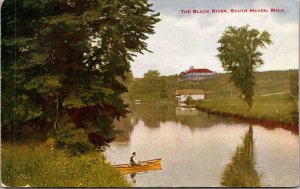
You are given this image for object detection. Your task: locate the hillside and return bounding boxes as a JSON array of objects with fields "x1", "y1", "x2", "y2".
[{"x1": 129, "y1": 70, "x2": 297, "y2": 100}]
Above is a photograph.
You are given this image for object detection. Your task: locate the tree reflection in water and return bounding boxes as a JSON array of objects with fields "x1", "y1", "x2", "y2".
[
  {"x1": 113, "y1": 102, "x2": 236, "y2": 142},
  {"x1": 220, "y1": 125, "x2": 262, "y2": 187}
]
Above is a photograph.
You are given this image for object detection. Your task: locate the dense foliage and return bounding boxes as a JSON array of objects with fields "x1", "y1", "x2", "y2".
[
  {"x1": 129, "y1": 70, "x2": 168, "y2": 100},
  {"x1": 217, "y1": 25, "x2": 272, "y2": 110},
  {"x1": 1, "y1": 0, "x2": 159, "y2": 154}
]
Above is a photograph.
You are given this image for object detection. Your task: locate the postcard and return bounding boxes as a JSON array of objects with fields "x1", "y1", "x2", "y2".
[{"x1": 1, "y1": 0, "x2": 299, "y2": 187}]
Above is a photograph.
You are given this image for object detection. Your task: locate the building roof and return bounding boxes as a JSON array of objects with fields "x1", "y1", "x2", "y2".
[
  {"x1": 175, "y1": 89, "x2": 204, "y2": 95},
  {"x1": 184, "y1": 68, "x2": 214, "y2": 74}
]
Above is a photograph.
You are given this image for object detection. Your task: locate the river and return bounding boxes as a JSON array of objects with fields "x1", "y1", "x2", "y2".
[{"x1": 105, "y1": 102, "x2": 299, "y2": 187}]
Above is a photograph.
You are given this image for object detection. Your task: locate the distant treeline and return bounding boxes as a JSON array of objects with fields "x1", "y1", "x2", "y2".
[{"x1": 128, "y1": 70, "x2": 298, "y2": 101}]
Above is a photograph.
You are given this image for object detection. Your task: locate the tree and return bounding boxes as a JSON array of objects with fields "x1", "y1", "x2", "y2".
[
  {"x1": 217, "y1": 25, "x2": 272, "y2": 110},
  {"x1": 185, "y1": 96, "x2": 194, "y2": 105},
  {"x1": 128, "y1": 70, "x2": 169, "y2": 100},
  {"x1": 1, "y1": 0, "x2": 160, "y2": 154},
  {"x1": 144, "y1": 71, "x2": 168, "y2": 94},
  {"x1": 143, "y1": 70, "x2": 162, "y2": 94}
]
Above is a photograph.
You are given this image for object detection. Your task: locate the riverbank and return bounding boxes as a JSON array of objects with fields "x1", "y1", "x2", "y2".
[
  {"x1": 193, "y1": 93, "x2": 298, "y2": 134},
  {"x1": 1, "y1": 141, "x2": 131, "y2": 187}
]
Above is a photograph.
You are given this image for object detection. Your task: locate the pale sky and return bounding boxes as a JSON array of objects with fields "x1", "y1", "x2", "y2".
[
  {"x1": 1, "y1": 0, "x2": 299, "y2": 78},
  {"x1": 131, "y1": 0, "x2": 299, "y2": 77}
]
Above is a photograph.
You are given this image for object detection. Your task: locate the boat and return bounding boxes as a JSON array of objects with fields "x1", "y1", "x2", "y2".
[{"x1": 114, "y1": 158, "x2": 162, "y2": 174}]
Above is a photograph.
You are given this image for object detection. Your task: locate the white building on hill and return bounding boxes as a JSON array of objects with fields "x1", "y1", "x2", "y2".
[{"x1": 182, "y1": 66, "x2": 215, "y2": 80}]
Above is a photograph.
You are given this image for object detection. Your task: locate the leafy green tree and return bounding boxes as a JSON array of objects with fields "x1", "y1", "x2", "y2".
[
  {"x1": 1, "y1": 0, "x2": 160, "y2": 154},
  {"x1": 185, "y1": 96, "x2": 194, "y2": 105},
  {"x1": 143, "y1": 70, "x2": 163, "y2": 93},
  {"x1": 289, "y1": 72, "x2": 299, "y2": 97},
  {"x1": 129, "y1": 70, "x2": 167, "y2": 100},
  {"x1": 217, "y1": 25, "x2": 272, "y2": 110}
]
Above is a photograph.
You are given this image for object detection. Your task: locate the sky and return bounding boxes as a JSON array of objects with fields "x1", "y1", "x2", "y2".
[
  {"x1": 131, "y1": 0, "x2": 299, "y2": 77},
  {"x1": 0, "y1": 0, "x2": 298, "y2": 78}
]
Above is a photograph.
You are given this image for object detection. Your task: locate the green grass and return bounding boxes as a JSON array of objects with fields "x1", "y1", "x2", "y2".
[
  {"x1": 1, "y1": 140, "x2": 131, "y2": 187},
  {"x1": 195, "y1": 93, "x2": 298, "y2": 125}
]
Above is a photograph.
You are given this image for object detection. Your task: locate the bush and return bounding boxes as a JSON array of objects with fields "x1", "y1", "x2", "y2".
[
  {"x1": 185, "y1": 96, "x2": 194, "y2": 105},
  {"x1": 55, "y1": 123, "x2": 95, "y2": 155}
]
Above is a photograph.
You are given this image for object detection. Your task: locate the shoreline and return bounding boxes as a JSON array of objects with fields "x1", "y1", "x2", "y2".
[{"x1": 195, "y1": 106, "x2": 299, "y2": 135}]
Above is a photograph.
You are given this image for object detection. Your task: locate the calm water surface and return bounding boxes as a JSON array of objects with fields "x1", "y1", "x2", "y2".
[{"x1": 105, "y1": 102, "x2": 299, "y2": 187}]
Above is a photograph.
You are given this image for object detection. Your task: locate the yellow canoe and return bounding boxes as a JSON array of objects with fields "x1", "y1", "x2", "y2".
[{"x1": 114, "y1": 158, "x2": 162, "y2": 174}]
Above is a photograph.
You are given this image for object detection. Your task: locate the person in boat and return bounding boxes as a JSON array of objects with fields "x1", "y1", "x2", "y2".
[{"x1": 130, "y1": 152, "x2": 141, "y2": 166}]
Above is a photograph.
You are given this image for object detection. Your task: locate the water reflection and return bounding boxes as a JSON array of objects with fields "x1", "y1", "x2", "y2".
[
  {"x1": 131, "y1": 102, "x2": 235, "y2": 129},
  {"x1": 107, "y1": 102, "x2": 298, "y2": 187},
  {"x1": 130, "y1": 173, "x2": 136, "y2": 184},
  {"x1": 220, "y1": 125, "x2": 262, "y2": 187},
  {"x1": 114, "y1": 102, "x2": 236, "y2": 142}
]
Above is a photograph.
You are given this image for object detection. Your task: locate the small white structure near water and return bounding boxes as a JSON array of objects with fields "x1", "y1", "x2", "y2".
[{"x1": 175, "y1": 89, "x2": 204, "y2": 102}]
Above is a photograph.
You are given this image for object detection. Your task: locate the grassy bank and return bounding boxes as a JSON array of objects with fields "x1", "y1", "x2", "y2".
[
  {"x1": 194, "y1": 93, "x2": 298, "y2": 126},
  {"x1": 1, "y1": 141, "x2": 130, "y2": 187}
]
